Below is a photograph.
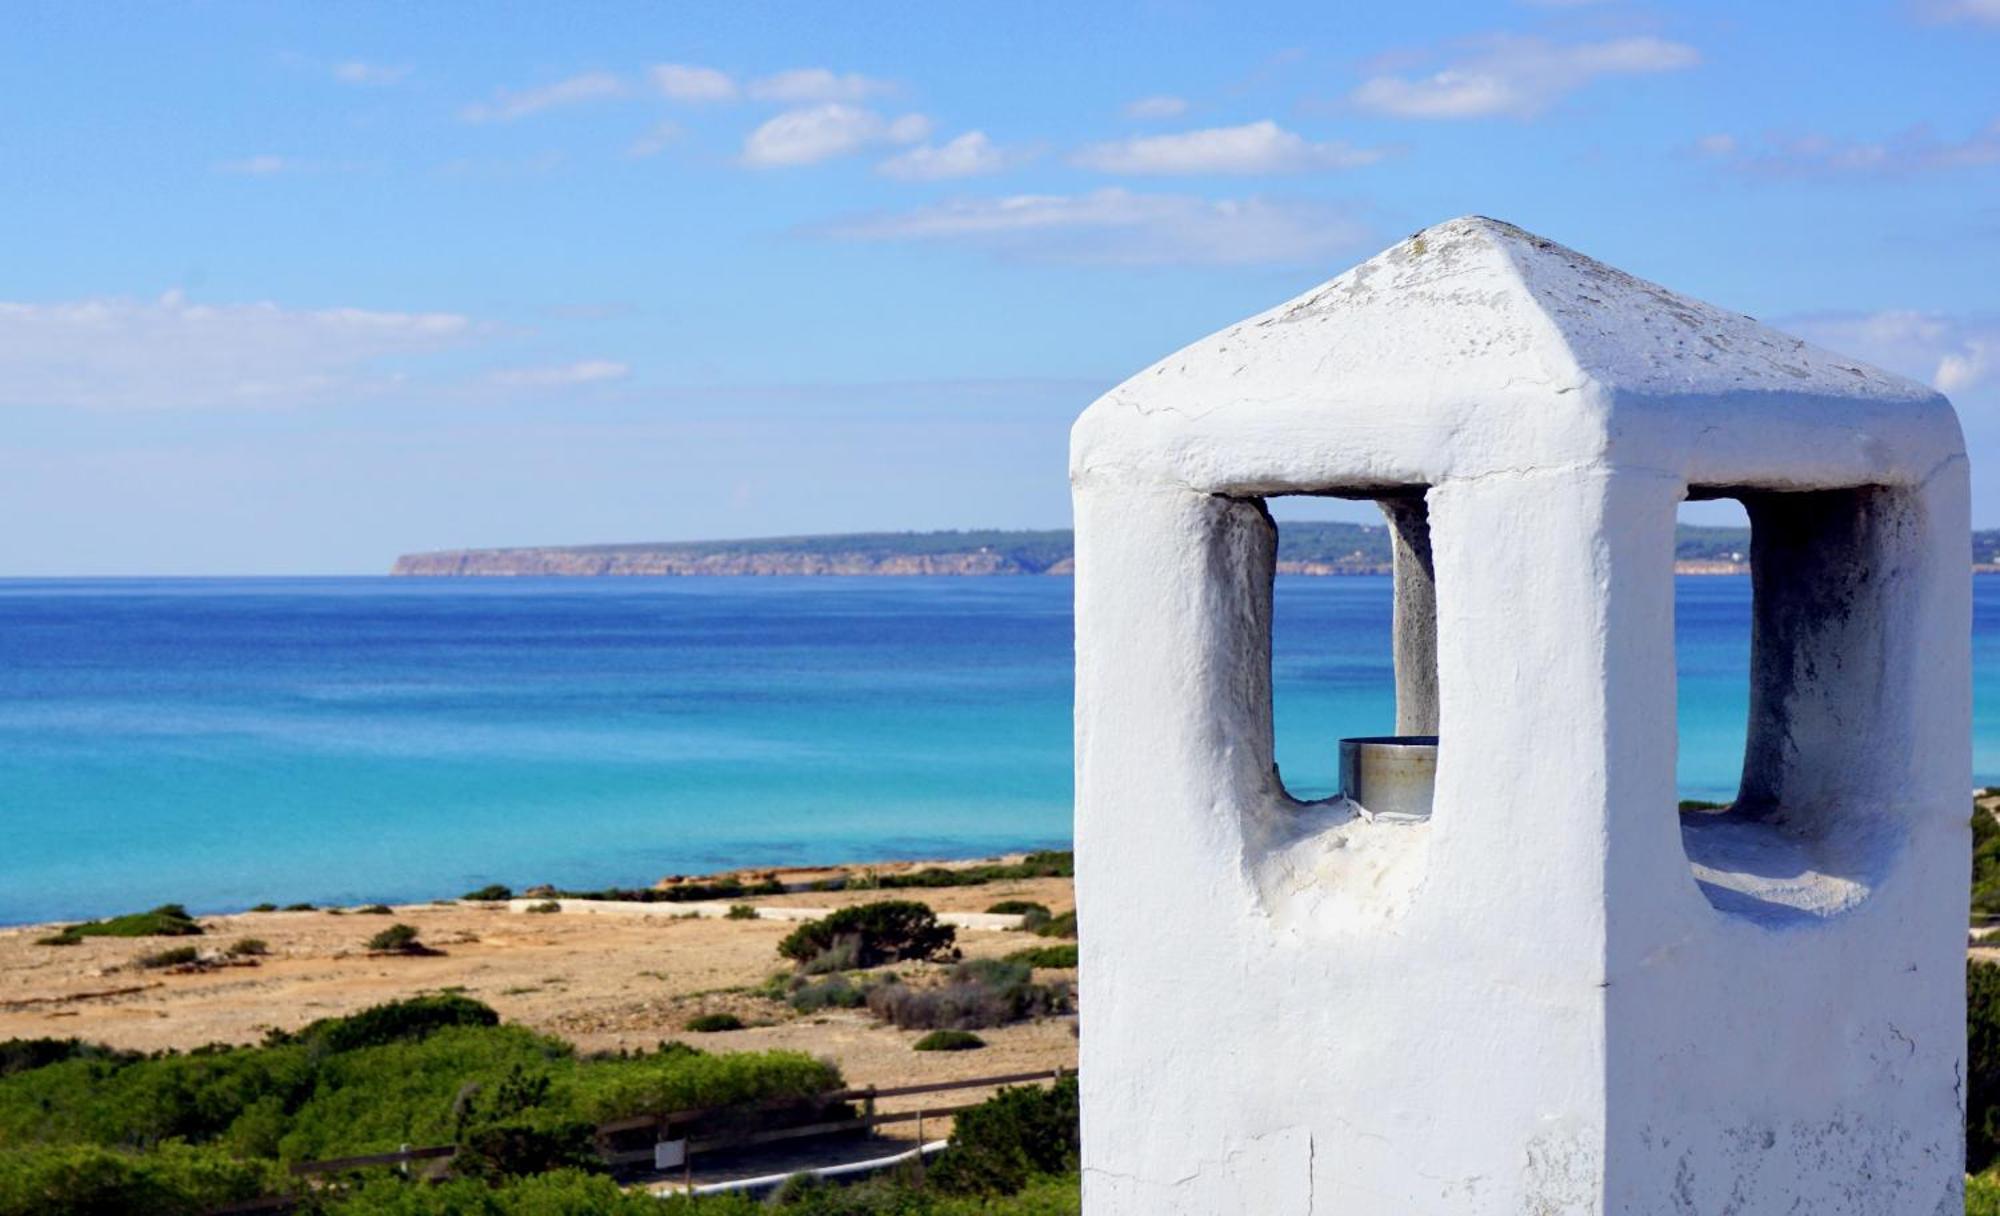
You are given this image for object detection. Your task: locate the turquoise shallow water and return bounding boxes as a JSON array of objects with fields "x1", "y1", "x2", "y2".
[{"x1": 1, "y1": 575, "x2": 1995, "y2": 924}]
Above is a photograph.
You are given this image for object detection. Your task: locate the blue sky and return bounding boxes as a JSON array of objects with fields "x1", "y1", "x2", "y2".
[{"x1": 2, "y1": 1, "x2": 1997, "y2": 573}]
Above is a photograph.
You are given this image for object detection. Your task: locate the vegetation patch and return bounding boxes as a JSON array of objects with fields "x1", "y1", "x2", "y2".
[
  {"x1": 913, "y1": 1030, "x2": 985, "y2": 1052},
  {"x1": 364, "y1": 923, "x2": 434, "y2": 956},
  {"x1": 524, "y1": 900, "x2": 562, "y2": 914},
  {"x1": 726, "y1": 904, "x2": 760, "y2": 920},
  {"x1": 685, "y1": 1013, "x2": 745, "y2": 1033},
  {"x1": 357, "y1": 904, "x2": 394, "y2": 915},
  {"x1": 38, "y1": 904, "x2": 203, "y2": 946},
  {"x1": 1032, "y1": 911, "x2": 1076, "y2": 940},
  {"x1": 463, "y1": 884, "x2": 513, "y2": 902},
  {"x1": 778, "y1": 901, "x2": 956, "y2": 971},
  {"x1": 553, "y1": 876, "x2": 786, "y2": 904},
  {"x1": 135, "y1": 946, "x2": 201, "y2": 970},
  {"x1": 866, "y1": 960, "x2": 1072, "y2": 1032},
  {"x1": 1005, "y1": 945, "x2": 1078, "y2": 970}
]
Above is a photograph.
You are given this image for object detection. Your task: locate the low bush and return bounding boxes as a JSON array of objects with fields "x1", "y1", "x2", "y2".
[
  {"x1": 0, "y1": 1141, "x2": 287, "y2": 1216},
  {"x1": 364, "y1": 923, "x2": 427, "y2": 954},
  {"x1": 553, "y1": 876, "x2": 786, "y2": 904},
  {"x1": 357, "y1": 904, "x2": 394, "y2": 915},
  {"x1": 872, "y1": 852, "x2": 1075, "y2": 891},
  {"x1": 786, "y1": 974, "x2": 873, "y2": 1014},
  {"x1": 41, "y1": 904, "x2": 203, "y2": 945},
  {"x1": 0, "y1": 1039, "x2": 138, "y2": 1079},
  {"x1": 685, "y1": 1013, "x2": 745, "y2": 1033},
  {"x1": 778, "y1": 901, "x2": 955, "y2": 970},
  {"x1": 726, "y1": 904, "x2": 760, "y2": 920},
  {"x1": 930, "y1": 1077, "x2": 1080, "y2": 1197},
  {"x1": 1972, "y1": 959, "x2": 2000, "y2": 1172},
  {"x1": 136, "y1": 946, "x2": 200, "y2": 970},
  {"x1": 227, "y1": 937, "x2": 268, "y2": 957},
  {"x1": 248, "y1": 903, "x2": 277, "y2": 913},
  {"x1": 525, "y1": 900, "x2": 561, "y2": 914},
  {"x1": 986, "y1": 900, "x2": 1050, "y2": 917},
  {"x1": 865, "y1": 960, "x2": 1072, "y2": 1032},
  {"x1": 1032, "y1": 911, "x2": 1076, "y2": 940},
  {"x1": 914, "y1": 1030, "x2": 985, "y2": 1052},
  {"x1": 282, "y1": 902, "x2": 315, "y2": 912},
  {"x1": 463, "y1": 884, "x2": 513, "y2": 902},
  {"x1": 1005, "y1": 945, "x2": 1078, "y2": 970},
  {"x1": 272, "y1": 994, "x2": 501, "y2": 1053},
  {"x1": 1977, "y1": 805, "x2": 2000, "y2": 917},
  {"x1": 1972, "y1": 1172, "x2": 2000, "y2": 1216}
]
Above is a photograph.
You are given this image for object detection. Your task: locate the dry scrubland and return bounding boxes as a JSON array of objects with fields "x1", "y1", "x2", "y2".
[{"x1": 0, "y1": 857, "x2": 1078, "y2": 1091}]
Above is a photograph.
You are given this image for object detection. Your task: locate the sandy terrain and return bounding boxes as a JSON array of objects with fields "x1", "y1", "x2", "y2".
[{"x1": 0, "y1": 858, "x2": 1078, "y2": 1097}]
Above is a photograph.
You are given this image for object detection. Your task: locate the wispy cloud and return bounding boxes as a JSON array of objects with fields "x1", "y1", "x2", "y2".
[
  {"x1": 1124, "y1": 95, "x2": 1189, "y2": 120},
  {"x1": 1072, "y1": 120, "x2": 1384, "y2": 175},
  {"x1": 742, "y1": 104, "x2": 930, "y2": 167},
  {"x1": 1351, "y1": 34, "x2": 1699, "y2": 119},
  {"x1": 332, "y1": 60, "x2": 410, "y2": 86},
  {"x1": 1694, "y1": 119, "x2": 2000, "y2": 177},
  {"x1": 651, "y1": 63, "x2": 738, "y2": 102},
  {"x1": 627, "y1": 121, "x2": 682, "y2": 158},
  {"x1": 491, "y1": 359, "x2": 631, "y2": 388},
  {"x1": 460, "y1": 72, "x2": 624, "y2": 123},
  {"x1": 1912, "y1": 0, "x2": 2000, "y2": 24},
  {"x1": 1783, "y1": 311, "x2": 1999, "y2": 395},
  {"x1": 0, "y1": 292, "x2": 472, "y2": 410},
  {"x1": 748, "y1": 68, "x2": 896, "y2": 103},
  {"x1": 877, "y1": 132, "x2": 1013, "y2": 180},
  {"x1": 822, "y1": 188, "x2": 1372, "y2": 267}
]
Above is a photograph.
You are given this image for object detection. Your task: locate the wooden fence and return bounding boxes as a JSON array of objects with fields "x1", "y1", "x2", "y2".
[{"x1": 242, "y1": 1065, "x2": 1070, "y2": 1197}]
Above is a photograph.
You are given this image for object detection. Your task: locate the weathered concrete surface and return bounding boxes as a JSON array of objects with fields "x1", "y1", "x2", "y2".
[{"x1": 1071, "y1": 217, "x2": 1970, "y2": 1214}]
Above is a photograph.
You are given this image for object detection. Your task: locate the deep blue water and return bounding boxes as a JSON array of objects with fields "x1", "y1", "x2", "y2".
[{"x1": 1, "y1": 576, "x2": 1995, "y2": 925}]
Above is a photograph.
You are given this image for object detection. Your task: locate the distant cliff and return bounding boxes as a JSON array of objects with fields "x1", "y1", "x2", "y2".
[{"x1": 393, "y1": 524, "x2": 2000, "y2": 577}]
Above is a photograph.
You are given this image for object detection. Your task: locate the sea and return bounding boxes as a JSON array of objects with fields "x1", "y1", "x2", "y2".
[{"x1": 2, "y1": 575, "x2": 1997, "y2": 926}]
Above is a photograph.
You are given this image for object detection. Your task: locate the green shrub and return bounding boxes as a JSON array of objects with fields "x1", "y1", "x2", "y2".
[
  {"x1": 1977, "y1": 806, "x2": 2000, "y2": 917},
  {"x1": 726, "y1": 904, "x2": 760, "y2": 920},
  {"x1": 787, "y1": 975, "x2": 872, "y2": 1014},
  {"x1": 365, "y1": 923, "x2": 426, "y2": 954},
  {"x1": 866, "y1": 960, "x2": 1072, "y2": 1031},
  {"x1": 227, "y1": 938, "x2": 268, "y2": 957},
  {"x1": 1677, "y1": 799, "x2": 1728, "y2": 812},
  {"x1": 0, "y1": 1141, "x2": 286, "y2": 1216},
  {"x1": 0, "y1": 1039, "x2": 138, "y2": 1079},
  {"x1": 871, "y1": 853, "x2": 1075, "y2": 891},
  {"x1": 358, "y1": 904, "x2": 394, "y2": 915},
  {"x1": 137, "y1": 946, "x2": 200, "y2": 970},
  {"x1": 914, "y1": 1030, "x2": 985, "y2": 1052},
  {"x1": 282, "y1": 903, "x2": 315, "y2": 912},
  {"x1": 778, "y1": 901, "x2": 955, "y2": 970},
  {"x1": 552, "y1": 877, "x2": 786, "y2": 904},
  {"x1": 685, "y1": 1013, "x2": 745, "y2": 1033},
  {"x1": 930, "y1": 1077, "x2": 1079, "y2": 1196},
  {"x1": 525, "y1": 900, "x2": 562, "y2": 914},
  {"x1": 43, "y1": 904, "x2": 203, "y2": 945},
  {"x1": 1005, "y1": 945, "x2": 1078, "y2": 970},
  {"x1": 986, "y1": 900, "x2": 1050, "y2": 917},
  {"x1": 1971, "y1": 1171, "x2": 2000, "y2": 1216},
  {"x1": 248, "y1": 903, "x2": 277, "y2": 913},
  {"x1": 1032, "y1": 911, "x2": 1076, "y2": 940},
  {"x1": 464, "y1": 884, "x2": 513, "y2": 902},
  {"x1": 1972, "y1": 959, "x2": 2000, "y2": 1172},
  {"x1": 324, "y1": 1169, "x2": 666, "y2": 1215},
  {"x1": 270, "y1": 994, "x2": 500, "y2": 1053}
]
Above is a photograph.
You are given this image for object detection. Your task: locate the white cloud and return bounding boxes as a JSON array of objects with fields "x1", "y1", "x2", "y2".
[
  {"x1": 217, "y1": 154, "x2": 291, "y2": 176},
  {"x1": 460, "y1": 72, "x2": 624, "y2": 123},
  {"x1": 823, "y1": 188, "x2": 1371, "y2": 267},
  {"x1": 332, "y1": 60, "x2": 410, "y2": 86},
  {"x1": 1782, "y1": 311, "x2": 1999, "y2": 395},
  {"x1": 748, "y1": 68, "x2": 895, "y2": 103},
  {"x1": 1695, "y1": 119, "x2": 2000, "y2": 177},
  {"x1": 1351, "y1": 34, "x2": 1699, "y2": 119},
  {"x1": 1915, "y1": 0, "x2": 2000, "y2": 23},
  {"x1": 491, "y1": 360, "x2": 631, "y2": 388},
  {"x1": 0, "y1": 292, "x2": 471, "y2": 410},
  {"x1": 627, "y1": 121, "x2": 681, "y2": 158},
  {"x1": 877, "y1": 131, "x2": 1011, "y2": 180},
  {"x1": 651, "y1": 63, "x2": 737, "y2": 102},
  {"x1": 741, "y1": 105, "x2": 930, "y2": 167},
  {"x1": 1072, "y1": 120, "x2": 1384, "y2": 175},
  {"x1": 1124, "y1": 95, "x2": 1189, "y2": 120}
]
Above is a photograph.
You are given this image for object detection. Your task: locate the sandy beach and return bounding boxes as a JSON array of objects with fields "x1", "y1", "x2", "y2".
[{"x1": 0, "y1": 856, "x2": 1078, "y2": 1096}]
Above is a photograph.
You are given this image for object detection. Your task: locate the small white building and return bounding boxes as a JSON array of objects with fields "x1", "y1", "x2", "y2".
[{"x1": 1070, "y1": 217, "x2": 1969, "y2": 1214}]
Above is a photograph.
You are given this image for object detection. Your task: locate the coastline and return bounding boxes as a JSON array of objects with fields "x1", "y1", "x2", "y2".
[{"x1": 0, "y1": 850, "x2": 1080, "y2": 1089}]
